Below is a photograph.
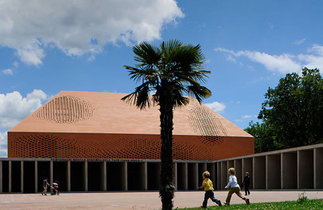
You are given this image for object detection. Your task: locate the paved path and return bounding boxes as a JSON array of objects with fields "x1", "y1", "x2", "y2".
[{"x1": 0, "y1": 191, "x2": 322, "y2": 209}]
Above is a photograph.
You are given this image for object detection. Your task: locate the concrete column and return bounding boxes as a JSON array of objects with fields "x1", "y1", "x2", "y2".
[
  {"x1": 156, "y1": 162, "x2": 161, "y2": 189},
  {"x1": 253, "y1": 156, "x2": 266, "y2": 189},
  {"x1": 297, "y1": 150, "x2": 300, "y2": 189},
  {"x1": 183, "y1": 163, "x2": 188, "y2": 190},
  {"x1": 242, "y1": 158, "x2": 253, "y2": 189},
  {"x1": 216, "y1": 162, "x2": 221, "y2": 190},
  {"x1": 102, "y1": 161, "x2": 107, "y2": 191},
  {"x1": 241, "y1": 158, "x2": 246, "y2": 188},
  {"x1": 50, "y1": 160, "x2": 53, "y2": 185},
  {"x1": 173, "y1": 163, "x2": 177, "y2": 190},
  {"x1": 234, "y1": 159, "x2": 242, "y2": 185},
  {"x1": 201, "y1": 163, "x2": 207, "y2": 172},
  {"x1": 67, "y1": 160, "x2": 71, "y2": 192},
  {"x1": 298, "y1": 149, "x2": 314, "y2": 189},
  {"x1": 84, "y1": 160, "x2": 88, "y2": 191},
  {"x1": 141, "y1": 162, "x2": 148, "y2": 190},
  {"x1": 0, "y1": 161, "x2": 2, "y2": 193},
  {"x1": 208, "y1": 163, "x2": 216, "y2": 187},
  {"x1": 265, "y1": 156, "x2": 269, "y2": 190},
  {"x1": 252, "y1": 157, "x2": 256, "y2": 189},
  {"x1": 266, "y1": 155, "x2": 281, "y2": 190},
  {"x1": 8, "y1": 160, "x2": 12, "y2": 193},
  {"x1": 20, "y1": 161, "x2": 24, "y2": 193},
  {"x1": 314, "y1": 148, "x2": 323, "y2": 189},
  {"x1": 227, "y1": 160, "x2": 234, "y2": 169},
  {"x1": 280, "y1": 153, "x2": 283, "y2": 189},
  {"x1": 269, "y1": 154, "x2": 283, "y2": 190},
  {"x1": 220, "y1": 161, "x2": 227, "y2": 189},
  {"x1": 281, "y1": 152, "x2": 297, "y2": 189},
  {"x1": 242, "y1": 158, "x2": 244, "y2": 178},
  {"x1": 192, "y1": 163, "x2": 199, "y2": 190},
  {"x1": 34, "y1": 161, "x2": 38, "y2": 193},
  {"x1": 314, "y1": 149, "x2": 317, "y2": 189},
  {"x1": 121, "y1": 162, "x2": 128, "y2": 191}
]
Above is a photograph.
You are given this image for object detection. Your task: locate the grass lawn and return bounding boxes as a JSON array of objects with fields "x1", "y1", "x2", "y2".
[{"x1": 179, "y1": 199, "x2": 323, "y2": 210}]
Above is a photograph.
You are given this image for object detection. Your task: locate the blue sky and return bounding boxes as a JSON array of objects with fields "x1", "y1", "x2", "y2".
[{"x1": 0, "y1": 0, "x2": 323, "y2": 156}]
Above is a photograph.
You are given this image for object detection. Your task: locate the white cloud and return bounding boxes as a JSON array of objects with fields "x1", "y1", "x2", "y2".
[
  {"x1": 298, "y1": 45, "x2": 323, "y2": 71},
  {"x1": 16, "y1": 40, "x2": 45, "y2": 66},
  {"x1": 2, "y1": 68, "x2": 13, "y2": 75},
  {"x1": 0, "y1": 0, "x2": 184, "y2": 65},
  {"x1": 13, "y1": 61, "x2": 19, "y2": 68},
  {"x1": 0, "y1": 132, "x2": 7, "y2": 157},
  {"x1": 294, "y1": 38, "x2": 306, "y2": 45},
  {"x1": 215, "y1": 47, "x2": 301, "y2": 74},
  {"x1": 0, "y1": 89, "x2": 47, "y2": 129},
  {"x1": 215, "y1": 45, "x2": 323, "y2": 74},
  {"x1": 242, "y1": 115, "x2": 252, "y2": 119},
  {"x1": 204, "y1": 101, "x2": 226, "y2": 113}
]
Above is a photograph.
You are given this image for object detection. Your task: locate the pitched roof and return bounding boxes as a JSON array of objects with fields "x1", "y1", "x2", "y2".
[{"x1": 10, "y1": 91, "x2": 252, "y2": 137}]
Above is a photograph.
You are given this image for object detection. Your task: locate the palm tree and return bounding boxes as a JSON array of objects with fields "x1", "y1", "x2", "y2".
[{"x1": 122, "y1": 40, "x2": 211, "y2": 209}]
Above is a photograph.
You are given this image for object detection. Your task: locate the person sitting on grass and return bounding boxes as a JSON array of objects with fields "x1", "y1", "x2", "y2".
[
  {"x1": 224, "y1": 168, "x2": 250, "y2": 206},
  {"x1": 200, "y1": 171, "x2": 222, "y2": 208}
]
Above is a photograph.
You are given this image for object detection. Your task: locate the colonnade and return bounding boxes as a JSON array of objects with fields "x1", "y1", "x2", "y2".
[{"x1": 0, "y1": 143, "x2": 322, "y2": 193}]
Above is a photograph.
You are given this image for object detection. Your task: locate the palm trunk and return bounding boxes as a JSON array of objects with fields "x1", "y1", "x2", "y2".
[{"x1": 159, "y1": 92, "x2": 175, "y2": 210}]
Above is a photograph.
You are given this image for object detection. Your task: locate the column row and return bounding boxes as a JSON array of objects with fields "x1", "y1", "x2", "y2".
[
  {"x1": 0, "y1": 160, "x2": 219, "y2": 193},
  {"x1": 0, "y1": 147, "x2": 322, "y2": 193},
  {"x1": 215, "y1": 147, "x2": 323, "y2": 190}
]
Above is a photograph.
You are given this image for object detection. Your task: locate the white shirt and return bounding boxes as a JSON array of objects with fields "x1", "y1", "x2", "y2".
[{"x1": 225, "y1": 175, "x2": 240, "y2": 189}]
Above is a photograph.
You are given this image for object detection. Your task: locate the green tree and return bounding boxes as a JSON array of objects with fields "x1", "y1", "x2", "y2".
[
  {"x1": 246, "y1": 68, "x2": 323, "y2": 152},
  {"x1": 245, "y1": 121, "x2": 282, "y2": 153},
  {"x1": 122, "y1": 40, "x2": 211, "y2": 209}
]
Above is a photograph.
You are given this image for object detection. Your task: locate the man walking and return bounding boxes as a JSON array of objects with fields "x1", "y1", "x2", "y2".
[
  {"x1": 243, "y1": 172, "x2": 250, "y2": 195},
  {"x1": 41, "y1": 178, "x2": 49, "y2": 195}
]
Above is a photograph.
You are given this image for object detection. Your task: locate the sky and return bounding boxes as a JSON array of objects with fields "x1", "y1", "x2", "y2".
[{"x1": 0, "y1": 0, "x2": 323, "y2": 157}]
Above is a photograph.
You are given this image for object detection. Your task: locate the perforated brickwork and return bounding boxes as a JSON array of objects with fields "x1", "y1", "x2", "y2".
[
  {"x1": 8, "y1": 132, "x2": 254, "y2": 160},
  {"x1": 188, "y1": 101, "x2": 227, "y2": 144},
  {"x1": 33, "y1": 95, "x2": 94, "y2": 123}
]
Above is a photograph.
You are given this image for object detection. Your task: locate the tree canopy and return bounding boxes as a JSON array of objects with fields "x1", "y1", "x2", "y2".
[{"x1": 246, "y1": 68, "x2": 323, "y2": 153}]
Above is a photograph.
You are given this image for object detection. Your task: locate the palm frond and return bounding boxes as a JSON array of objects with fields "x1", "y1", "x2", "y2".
[
  {"x1": 133, "y1": 42, "x2": 160, "y2": 66},
  {"x1": 186, "y1": 84, "x2": 212, "y2": 103},
  {"x1": 124, "y1": 65, "x2": 158, "y2": 83},
  {"x1": 121, "y1": 82, "x2": 151, "y2": 109}
]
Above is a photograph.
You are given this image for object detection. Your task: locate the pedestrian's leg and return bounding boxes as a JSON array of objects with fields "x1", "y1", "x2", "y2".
[
  {"x1": 234, "y1": 188, "x2": 250, "y2": 205},
  {"x1": 210, "y1": 191, "x2": 221, "y2": 206},
  {"x1": 245, "y1": 187, "x2": 247, "y2": 196},
  {"x1": 225, "y1": 189, "x2": 234, "y2": 205},
  {"x1": 202, "y1": 191, "x2": 210, "y2": 208},
  {"x1": 234, "y1": 187, "x2": 245, "y2": 199}
]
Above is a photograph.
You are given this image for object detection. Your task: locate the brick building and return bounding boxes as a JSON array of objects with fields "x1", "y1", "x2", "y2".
[{"x1": 8, "y1": 91, "x2": 254, "y2": 160}]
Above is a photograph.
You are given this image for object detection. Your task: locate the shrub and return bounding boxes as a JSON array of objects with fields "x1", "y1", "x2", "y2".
[{"x1": 297, "y1": 192, "x2": 309, "y2": 204}]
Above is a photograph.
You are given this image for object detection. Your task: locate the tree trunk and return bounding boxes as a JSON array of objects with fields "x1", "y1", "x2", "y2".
[{"x1": 159, "y1": 92, "x2": 175, "y2": 210}]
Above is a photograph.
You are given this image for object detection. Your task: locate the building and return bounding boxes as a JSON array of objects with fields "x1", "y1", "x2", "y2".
[
  {"x1": 1, "y1": 91, "x2": 322, "y2": 193},
  {"x1": 8, "y1": 91, "x2": 254, "y2": 160}
]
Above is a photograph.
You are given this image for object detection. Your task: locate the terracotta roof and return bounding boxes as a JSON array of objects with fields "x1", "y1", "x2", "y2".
[{"x1": 10, "y1": 91, "x2": 252, "y2": 137}]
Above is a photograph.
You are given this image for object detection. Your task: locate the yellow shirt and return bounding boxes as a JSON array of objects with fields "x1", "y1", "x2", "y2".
[{"x1": 202, "y1": 178, "x2": 214, "y2": 191}]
